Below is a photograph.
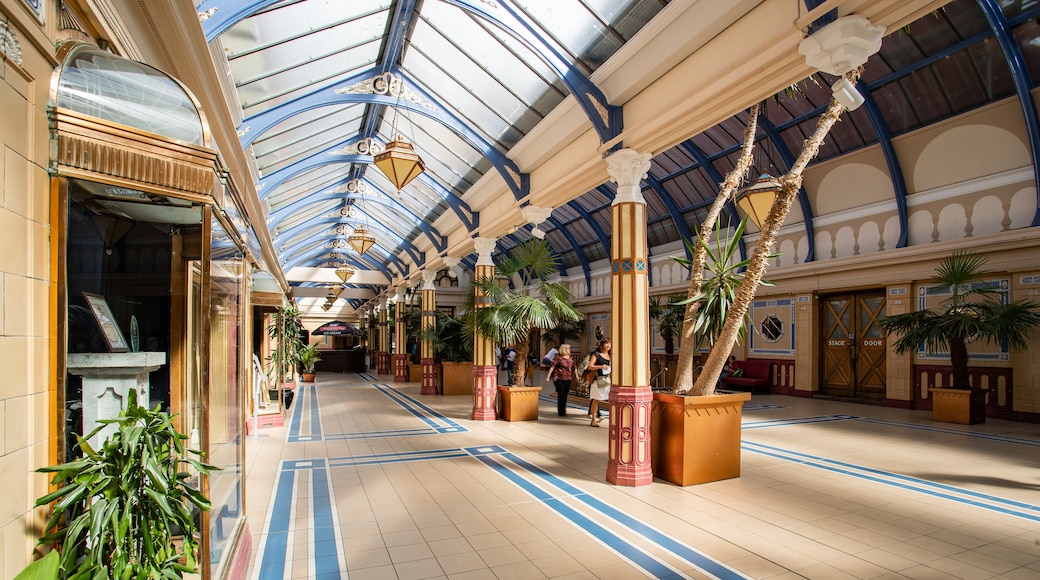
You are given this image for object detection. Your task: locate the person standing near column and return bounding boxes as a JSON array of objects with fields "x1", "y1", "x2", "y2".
[
  {"x1": 587, "y1": 338, "x2": 611, "y2": 426},
  {"x1": 546, "y1": 344, "x2": 575, "y2": 416}
]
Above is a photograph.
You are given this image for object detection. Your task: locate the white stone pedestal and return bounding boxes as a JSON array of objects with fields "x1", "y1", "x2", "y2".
[{"x1": 67, "y1": 352, "x2": 166, "y2": 448}]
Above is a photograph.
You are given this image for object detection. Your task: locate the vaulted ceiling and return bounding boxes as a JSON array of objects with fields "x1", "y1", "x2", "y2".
[{"x1": 196, "y1": 0, "x2": 1040, "y2": 314}]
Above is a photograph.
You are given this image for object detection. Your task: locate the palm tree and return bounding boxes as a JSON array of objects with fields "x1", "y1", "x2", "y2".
[
  {"x1": 879, "y1": 251, "x2": 1040, "y2": 390},
  {"x1": 471, "y1": 239, "x2": 582, "y2": 388},
  {"x1": 672, "y1": 218, "x2": 775, "y2": 350},
  {"x1": 649, "y1": 293, "x2": 686, "y2": 354}
]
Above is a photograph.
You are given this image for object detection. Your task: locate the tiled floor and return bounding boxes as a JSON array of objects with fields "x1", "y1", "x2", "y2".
[{"x1": 243, "y1": 372, "x2": 1040, "y2": 579}]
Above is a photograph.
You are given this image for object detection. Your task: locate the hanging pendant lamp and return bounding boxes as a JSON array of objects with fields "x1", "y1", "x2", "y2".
[
  {"x1": 736, "y1": 174, "x2": 782, "y2": 228},
  {"x1": 335, "y1": 264, "x2": 356, "y2": 283},
  {"x1": 347, "y1": 226, "x2": 376, "y2": 256},
  {"x1": 373, "y1": 135, "x2": 425, "y2": 192}
]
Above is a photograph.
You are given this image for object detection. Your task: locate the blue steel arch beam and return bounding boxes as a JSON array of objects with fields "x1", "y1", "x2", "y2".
[
  {"x1": 570, "y1": 196, "x2": 612, "y2": 260},
  {"x1": 282, "y1": 241, "x2": 405, "y2": 277},
  {"x1": 759, "y1": 117, "x2": 818, "y2": 262},
  {"x1": 856, "y1": 82, "x2": 909, "y2": 249},
  {"x1": 545, "y1": 216, "x2": 591, "y2": 296},
  {"x1": 265, "y1": 179, "x2": 448, "y2": 252},
  {"x1": 978, "y1": 0, "x2": 1040, "y2": 227},
  {"x1": 236, "y1": 66, "x2": 529, "y2": 199},
  {"x1": 679, "y1": 140, "x2": 748, "y2": 261},
  {"x1": 200, "y1": 0, "x2": 620, "y2": 144},
  {"x1": 296, "y1": 252, "x2": 390, "y2": 279},
  {"x1": 442, "y1": 0, "x2": 621, "y2": 143},
  {"x1": 643, "y1": 174, "x2": 694, "y2": 262},
  {"x1": 276, "y1": 218, "x2": 423, "y2": 268},
  {"x1": 267, "y1": 186, "x2": 443, "y2": 246}
]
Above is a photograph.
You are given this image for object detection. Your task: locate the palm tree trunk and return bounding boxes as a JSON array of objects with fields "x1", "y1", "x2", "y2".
[
  {"x1": 690, "y1": 69, "x2": 862, "y2": 396},
  {"x1": 948, "y1": 334, "x2": 972, "y2": 389},
  {"x1": 674, "y1": 103, "x2": 761, "y2": 394},
  {"x1": 513, "y1": 335, "x2": 530, "y2": 388}
]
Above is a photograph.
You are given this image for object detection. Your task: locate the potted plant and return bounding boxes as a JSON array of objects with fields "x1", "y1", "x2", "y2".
[
  {"x1": 655, "y1": 72, "x2": 856, "y2": 485},
  {"x1": 471, "y1": 239, "x2": 581, "y2": 420},
  {"x1": 879, "y1": 250, "x2": 1040, "y2": 424},
  {"x1": 298, "y1": 343, "x2": 322, "y2": 382},
  {"x1": 422, "y1": 311, "x2": 474, "y2": 395},
  {"x1": 34, "y1": 390, "x2": 214, "y2": 578}
]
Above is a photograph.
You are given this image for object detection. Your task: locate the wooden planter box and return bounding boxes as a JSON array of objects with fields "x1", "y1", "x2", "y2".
[
  {"x1": 408, "y1": 364, "x2": 422, "y2": 383},
  {"x1": 930, "y1": 387, "x2": 986, "y2": 424},
  {"x1": 441, "y1": 361, "x2": 473, "y2": 395},
  {"x1": 650, "y1": 391, "x2": 751, "y2": 486},
  {"x1": 497, "y1": 386, "x2": 541, "y2": 421}
]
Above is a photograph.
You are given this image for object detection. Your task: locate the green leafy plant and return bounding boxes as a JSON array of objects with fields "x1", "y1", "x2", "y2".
[
  {"x1": 13, "y1": 551, "x2": 59, "y2": 580},
  {"x1": 421, "y1": 310, "x2": 474, "y2": 363},
  {"x1": 671, "y1": 217, "x2": 775, "y2": 350},
  {"x1": 298, "y1": 342, "x2": 322, "y2": 374},
  {"x1": 35, "y1": 390, "x2": 215, "y2": 578},
  {"x1": 267, "y1": 301, "x2": 303, "y2": 383},
  {"x1": 879, "y1": 251, "x2": 1040, "y2": 390},
  {"x1": 471, "y1": 239, "x2": 581, "y2": 387},
  {"x1": 649, "y1": 293, "x2": 686, "y2": 354},
  {"x1": 541, "y1": 318, "x2": 586, "y2": 350}
]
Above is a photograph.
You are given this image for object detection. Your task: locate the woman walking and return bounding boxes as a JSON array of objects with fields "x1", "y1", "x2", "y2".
[
  {"x1": 545, "y1": 344, "x2": 575, "y2": 416},
  {"x1": 587, "y1": 338, "x2": 611, "y2": 426}
]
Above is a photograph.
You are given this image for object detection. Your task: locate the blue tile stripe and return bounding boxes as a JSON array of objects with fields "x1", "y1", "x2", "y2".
[
  {"x1": 743, "y1": 414, "x2": 1040, "y2": 447},
  {"x1": 371, "y1": 382, "x2": 467, "y2": 432},
  {"x1": 491, "y1": 450, "x2": 751, "y2": 580},
  {"x1": 286, "y1": 385, "x2": 321, "y2": 442},
  {"x1": 742, "y1": 440, "x2": 1040, "y2": 522},
  {"x1": 254, "y1": 460, "x2": 303, "y2": 580}
]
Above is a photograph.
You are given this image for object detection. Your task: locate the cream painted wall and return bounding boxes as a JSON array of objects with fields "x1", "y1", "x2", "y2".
[{"x1": 0, "y1": 6, "x2": 55, "y2": 578}]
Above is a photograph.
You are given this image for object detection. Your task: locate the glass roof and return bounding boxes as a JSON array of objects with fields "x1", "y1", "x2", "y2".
[{"x1": 203, "y1": 0, "x2": 1040, "y2": 295}]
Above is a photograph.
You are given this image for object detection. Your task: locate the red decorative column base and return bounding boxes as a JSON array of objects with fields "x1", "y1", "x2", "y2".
[
  {"x1": 606, "y1": 385, "x2": 654, "y2": 486},
  {"x1": 394, "y1": 354, "x2": 409, "y2": 382},
  {"x1": 421, "y1": 358, "x2": 439, "y2": 395},
  {"x1": 377, "y1": 351, "x2": 390, "y2": 375},
  {"x1": 471, "y1": 364, "x2": 498, "y2": 421}
]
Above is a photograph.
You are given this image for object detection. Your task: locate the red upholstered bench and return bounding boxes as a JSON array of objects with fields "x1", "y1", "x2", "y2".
[{"x1": 722, "y1": 359, "x2": 772, "y2": 394}]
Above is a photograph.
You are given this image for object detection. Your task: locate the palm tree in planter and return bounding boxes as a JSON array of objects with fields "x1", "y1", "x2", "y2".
[
  {"x1": 471, "y1": 239, "x2": 581, "y2": 419},
  {"x1": 422, "y1": 311, "x2": 475, "y2": 395},
  {"x1": 655, "y1": 70, "x2": 862, "y2": 486},
  {"x1": 35, "y1": 390, "x2": 214, "y2": 578},
  {"x1": 649, "y1": 293, "x2": 686, "y2": 355},
  {"x1": 879, "y1": 251, "x2": 1040, "y2": 424}
]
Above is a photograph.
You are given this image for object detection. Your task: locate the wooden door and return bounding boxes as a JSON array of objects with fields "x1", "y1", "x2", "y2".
[{"x1": 820, "y1": 292, "x2": 886, "y2": 401}]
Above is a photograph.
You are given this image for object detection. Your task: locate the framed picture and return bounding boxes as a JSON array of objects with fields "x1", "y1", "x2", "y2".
[{"x1": 83, "y1": 292, "x2": 129, "y2": 353}]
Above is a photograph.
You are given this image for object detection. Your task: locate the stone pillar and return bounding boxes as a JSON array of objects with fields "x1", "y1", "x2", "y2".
[
  {"x1": 377, "y1": 295, "x2": 390, "y2": 375},
  {"x1": 472, "y1": 237, "x2": 498, "y2": 421},
  {"x1": 605, "y1": 148, "x2": 654, "y2": 487},
  {"x1": 394, "y1": 286, "x2": 409, "y2": 382},
  {"x1": 421, "y1": 269, "x2": 439, "y2": 395}
]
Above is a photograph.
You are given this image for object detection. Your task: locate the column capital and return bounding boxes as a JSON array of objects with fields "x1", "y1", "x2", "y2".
[
  {"x1": 474, "y1": 237, "x2": 497, "y2": 266},
  {"x1": 422, "y1": 269, "x2": 437, "y2": 290},
  {"x1": 520, "y1": 205, "x2": 553, "y2": 226},
  {"x1": 606, "y1": 148, "x2": 651, "y2": 205},
  {"x1": 443, "y1": 256, "x2": 460, "y2": 278},
  {"x1": 395, "y1": 286, "x2": 406, "y2": 302}
]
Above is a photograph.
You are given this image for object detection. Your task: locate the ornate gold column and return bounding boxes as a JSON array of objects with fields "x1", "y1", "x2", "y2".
[
  {"x1": 377, "y1": 295, "x2": 390, "y2": 375},
  {"x1": 367, "y1": 303, "x2": 376, "y2": 370},
  {"x1": 394, "y1": 286, "x2": 409, "y2": 382},
  {"x1": 420, "y1": 269, "x2": 439, "y2": 395},
  {"x1": 472, "y1": 238, "x2": 498, "y2": 420},
  {"x1": 605, "y1": 148, "x2": 654, "y2": 487}
]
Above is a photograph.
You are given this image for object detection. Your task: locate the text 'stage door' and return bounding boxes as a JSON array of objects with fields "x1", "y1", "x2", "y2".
[{"x1": 821, "y1": 292, "x2": 886, "y2": 401}]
